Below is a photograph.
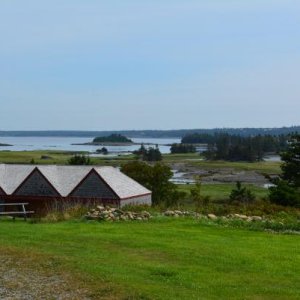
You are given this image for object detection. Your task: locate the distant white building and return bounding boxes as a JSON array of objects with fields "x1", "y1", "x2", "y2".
[{"x1": 0, "y1": 164, "x2": 152, "y2": 213}]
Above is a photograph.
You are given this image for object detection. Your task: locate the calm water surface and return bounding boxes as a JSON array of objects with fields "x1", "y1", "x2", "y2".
[{"x1": 0, "y1": 137, "x2": 181, "y2": 154}]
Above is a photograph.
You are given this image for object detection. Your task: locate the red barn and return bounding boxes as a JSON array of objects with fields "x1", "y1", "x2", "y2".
[{"x1": 0, "y1": 164, "x2": 151, "y2": 214}]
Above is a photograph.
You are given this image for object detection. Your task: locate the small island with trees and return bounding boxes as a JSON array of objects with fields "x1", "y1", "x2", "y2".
[
  {"x1": 93, "y1": 134, "x2": 133, "y2": 144},
  {"x1": 0, "y1": 142, "x2": 12, "y2": 147},
  {"x1": 74, "y1": 134, "x2": 134, "y2": 146}
]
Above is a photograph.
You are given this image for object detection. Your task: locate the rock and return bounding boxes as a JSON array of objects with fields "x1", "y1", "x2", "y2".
[
  {"x1": 86, "y1": 206, "x2": 152, "y2": 222},
  {"x1": 208, "y1": 214, "x2": 217, "y2": 220},
  {"x1": 142, "y1": 211, "x2": 151, "y2": 218},
  {"x1": 252, "y1": 216, "x2": 263, "y2": 221},
  {"x1": 174, "y1": 210, "x2": 183, "y2": 215},
  {"x1": 164, "y1": 211, "x2": 175, "y2": 216},
  {"x1": 233, "y1": 214, "x2": 248, "y2": 220}
]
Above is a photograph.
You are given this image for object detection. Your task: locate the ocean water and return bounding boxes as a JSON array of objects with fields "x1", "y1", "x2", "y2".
[{"x1": 0, "y1": 137, "x2": 181, "y2": 154}]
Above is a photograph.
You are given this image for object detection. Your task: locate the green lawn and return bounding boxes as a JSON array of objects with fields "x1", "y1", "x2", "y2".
[{"x1": 0, "y1": 218, "x2": 299, "y2": 299}]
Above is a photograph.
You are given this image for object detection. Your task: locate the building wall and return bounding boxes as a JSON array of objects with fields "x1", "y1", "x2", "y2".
[
  {"x1": 2, "y1": 195, "x2": 120, "y2": 216},
  {"x1": 70, "y1": 171, "x2": 118, "y2": 200},
  {"x1": 120, "y1": 194, "x2": 152, "y2": 207},
  {"x1": 0, "y1": 189, "x2": 4, "y2": 212},
  {"x1": 14, "y1": 170, "x2": 59, "y2": 197}
]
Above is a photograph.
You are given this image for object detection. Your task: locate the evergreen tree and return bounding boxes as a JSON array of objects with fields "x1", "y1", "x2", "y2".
[
  {"x1": 229, "y1": 181, "x2": 255, "y2": 205},
  {"x1": 269, "y1": 133, "x2": 300, "y2": 207},
  {"x1": 280, "y1": 134, "x2": 300, "y2": 187}
]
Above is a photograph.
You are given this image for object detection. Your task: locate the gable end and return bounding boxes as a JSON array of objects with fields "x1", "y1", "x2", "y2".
[
  {"x1": 13, "y1": 168, "x2": 60, "y2": 197},
  {"x1": 69, "y1": 169, "x2": 119, "y2": 199}
]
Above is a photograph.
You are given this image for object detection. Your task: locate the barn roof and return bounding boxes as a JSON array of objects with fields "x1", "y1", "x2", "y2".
[
  {"x1": 0, "y1": 164, "x2": 35, "y2": 195},
  {"x1": 0, "y1": 164, "x2": 151, "y2": 199}
]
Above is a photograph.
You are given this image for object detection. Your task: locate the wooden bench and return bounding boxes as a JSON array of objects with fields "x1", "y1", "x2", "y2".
[{"x1": 0, "y1": 203, "x2": 34, "y2": 221}]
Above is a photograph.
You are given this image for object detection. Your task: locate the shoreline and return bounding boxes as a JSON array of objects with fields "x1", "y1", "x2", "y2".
[{"x1": 71, "y1": 142, "x2": 170, "y2": 146}]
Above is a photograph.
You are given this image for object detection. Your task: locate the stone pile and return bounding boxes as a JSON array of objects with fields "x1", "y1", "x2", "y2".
[
  {"x1": 86, "y1": 206, "x2": 152, "y2": 221},
  {"x1": 207, "y1": 213, "x2": 263, "y2": 222},
  {"x1": 228, "y1": 214, "x2": 263, "y2": 222},
  {"x1": 164, "y1": 210, "x2": 193, "y2": 217}
]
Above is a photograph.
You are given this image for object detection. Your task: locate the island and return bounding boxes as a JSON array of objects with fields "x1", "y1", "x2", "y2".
[
  {"x1": 73, "y1": 134, "x2": 134, "y2": 146},
  {"x1": 0, "y1": 143, "x2": 12, "y2": 147},
  {"x1": 93, "y1": 134, "x2": 133, "y2": 144}
]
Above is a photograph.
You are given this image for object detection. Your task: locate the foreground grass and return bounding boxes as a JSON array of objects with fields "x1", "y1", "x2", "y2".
[{"x1": 0, "y1": 218, "x2": 299, "y2": 299}]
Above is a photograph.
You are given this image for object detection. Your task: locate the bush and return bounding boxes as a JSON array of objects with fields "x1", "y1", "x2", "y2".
[
  {"x1": 269, "y1": 180, "x2": 300, "y2": 207},
  {"x1": 229, "y1": 181, "x2": 256, "y2": 204},
  {"x1": 68, "y1": 154, "x2": 91, "y2": 165}
]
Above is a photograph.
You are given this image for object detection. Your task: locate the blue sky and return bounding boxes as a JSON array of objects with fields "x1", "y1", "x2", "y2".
[{"x1": 0, "y1": 0, "x2": 299, "y2": 130}]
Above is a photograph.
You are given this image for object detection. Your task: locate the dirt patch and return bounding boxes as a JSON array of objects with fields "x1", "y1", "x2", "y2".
[
  {"x1": 171, "y1": 163, "x2": 269, "y2": 185},
  {"x1": 0, "y1": 249, "x2": 91, "y2": 300}
]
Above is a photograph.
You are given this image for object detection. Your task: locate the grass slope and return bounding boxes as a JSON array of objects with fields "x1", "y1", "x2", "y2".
[{"x1": 0, "y1": 218, "x2": 299, "y2": 299}]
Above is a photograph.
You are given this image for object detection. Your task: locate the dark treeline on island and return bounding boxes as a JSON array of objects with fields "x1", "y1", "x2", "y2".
[
  {"x1": 170, "y1": 144, "x2": 196, "y2": 154},
  {"x1": 93, "y1": 134, "x2": 133, "y2": 144},
  {"x1": 0, "y1": 126, "x2": 299, "y2": 138},
  {"x1": 171, "y1": 133, "x2": 289, "y2": 160},
  {"x1": 199, "y1": 134, "x2": 287, "y2": 162}
]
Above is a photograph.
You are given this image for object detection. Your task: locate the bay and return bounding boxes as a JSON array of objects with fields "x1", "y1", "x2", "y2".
[{"x1": 0, "y1": 137, "x2": 181, "y2": 154}]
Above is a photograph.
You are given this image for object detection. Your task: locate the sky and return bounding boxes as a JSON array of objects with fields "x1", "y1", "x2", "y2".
[{"x1": 0, "y1": 0, "x2": 299, "y2": 130}]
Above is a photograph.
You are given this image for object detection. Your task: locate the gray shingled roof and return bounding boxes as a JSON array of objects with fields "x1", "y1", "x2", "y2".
[
  {"x1": 0, "y1": 164, "x2": 35, "y2": 195},
  {"x1": 0, "y1": 164, "x2": 151, "y2": 199}
]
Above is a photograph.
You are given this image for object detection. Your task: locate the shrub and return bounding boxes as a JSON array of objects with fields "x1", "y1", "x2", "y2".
[
  {"x1": 68, "y1": 154, "x2": 91, "y2": 165},
  {"x1": 229, "y1": 181, "x2": 255, "y2": 205},
  {"x1": 269, "y1": 180, "x2": 300, "y2": 207}
]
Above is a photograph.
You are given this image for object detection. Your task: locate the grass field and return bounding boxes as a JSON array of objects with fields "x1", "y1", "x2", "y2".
[
  {"x1": 0, "y1": 218, "x2": 299, "y2": 299},
  {"x1": 0, "y1": 150, "x2": 135, "y2": 166},
  {"x1": 178, "y1": 183, "x2": 269, "y2": 201},
  {"x1": 163, "y1": 154, "x2": 281, "y2": 174},
  {"x1": 0, "y1": 151, "x2": 281, "y2": 174}
]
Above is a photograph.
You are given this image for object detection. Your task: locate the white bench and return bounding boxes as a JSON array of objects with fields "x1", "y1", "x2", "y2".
[{"x1": 0, "y1": 203, "x2": 34, "y2": 221}]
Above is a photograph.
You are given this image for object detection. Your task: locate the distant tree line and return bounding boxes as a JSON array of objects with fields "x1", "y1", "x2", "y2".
[
  {"x1": 1, "y1": 126, "x2": 300, "y2": 138},
  {"x1": 198, "y1": 133, "x2": 288, "y2": 162},
  {"x1": 170, "y1": 143, "x2": 196, "y2": 154},
  {"x1": 182, "y1": 133, "x2": 216, "y2": 144}
]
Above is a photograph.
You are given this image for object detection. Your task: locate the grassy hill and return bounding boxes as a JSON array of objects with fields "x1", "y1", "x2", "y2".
[{"x1": 0, "y1": 218, "x2": 299, "y2": 299}]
